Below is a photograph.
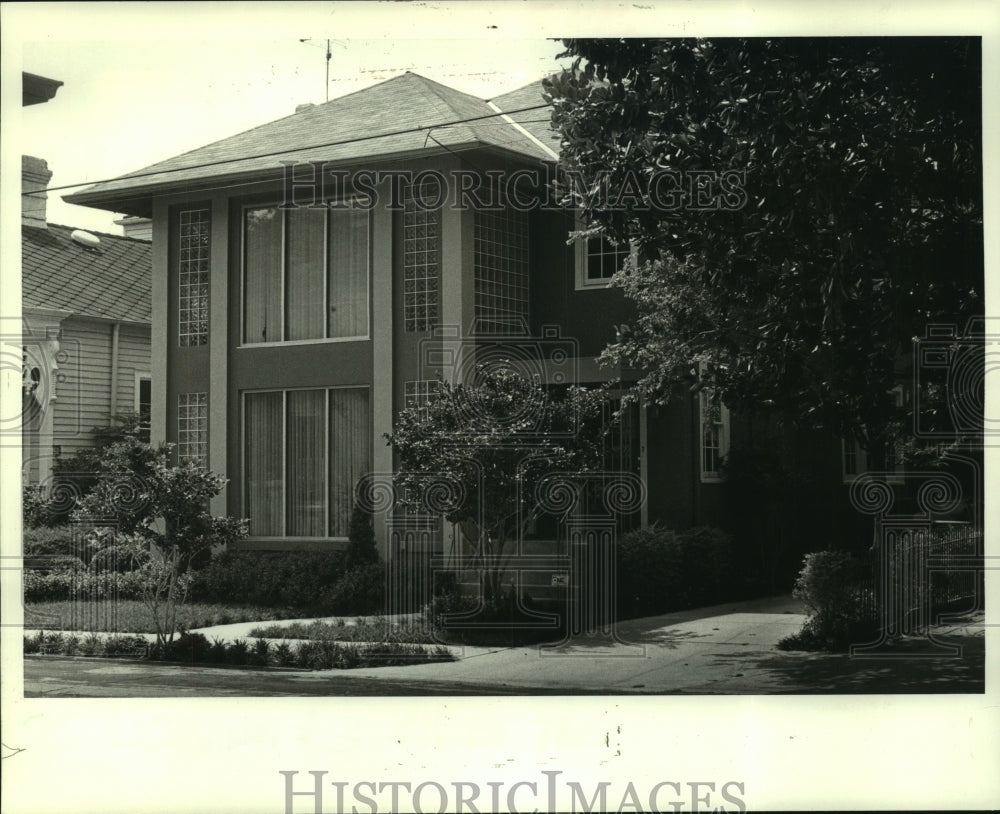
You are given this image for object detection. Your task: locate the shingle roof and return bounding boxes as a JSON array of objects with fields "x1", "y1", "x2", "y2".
[
  {"x1": 488, "y1": 79, "x2": 561, "y2": 156},
  {"x1": 66, "y1": 72, "x2": 555, "y2": 214},
  {"x1": 22, "y1": 224, "x2": 151, "y2": 324}
]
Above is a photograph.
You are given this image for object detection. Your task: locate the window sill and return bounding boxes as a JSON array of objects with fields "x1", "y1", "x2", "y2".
[{"x1": 239, "y1": 336, "x2": 370, "y2": 349}]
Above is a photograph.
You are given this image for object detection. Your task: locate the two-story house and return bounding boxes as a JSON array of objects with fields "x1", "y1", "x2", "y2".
[{"x1": 64, "y1": 71, "x2": 869, "y2": 578}]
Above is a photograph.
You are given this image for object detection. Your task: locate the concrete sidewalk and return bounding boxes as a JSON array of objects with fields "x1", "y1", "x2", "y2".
[{"x1": 24, "y1": 595, "x2": 986, "y2": 695}]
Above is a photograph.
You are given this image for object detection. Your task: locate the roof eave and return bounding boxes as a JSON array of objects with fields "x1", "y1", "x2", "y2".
[{"x1": 63, "y1": 141, "x2": 554, "y2": 216}]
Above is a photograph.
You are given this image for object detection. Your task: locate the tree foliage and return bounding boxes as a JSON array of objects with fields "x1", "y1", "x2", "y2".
[
  {"x1": 545, "y1": 38, "x2": 983, "y2": 453},
  {"x1": 387, "y1": 365, "x2": 606, "y2": 600}
]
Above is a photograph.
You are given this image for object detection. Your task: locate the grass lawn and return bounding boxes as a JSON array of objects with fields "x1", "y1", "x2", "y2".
[
  {"x1": 24, "y1": 601, "x2": 300, "y2": 634},
  {"x1": 248, "y1": 617, "x2": 436, "y2": 644}
]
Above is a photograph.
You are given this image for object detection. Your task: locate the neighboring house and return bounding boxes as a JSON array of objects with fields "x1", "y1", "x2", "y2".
[
  {"x1": 64, "y1": 71, "x2": 869, "y2": 563},
  {"x1": 21, "y1": 158, "x2": 153, "y2": 487},
  {"x1": 21, "y1": 70, "x2": 152, "y2": 491}
]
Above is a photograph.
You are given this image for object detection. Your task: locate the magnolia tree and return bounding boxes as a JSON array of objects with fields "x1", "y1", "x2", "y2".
[
  {"x1": 73, "y1": 431, "x2": 246, "y2": 646},
  {"x1": 387, "y1": 364, "x2": 607, "y2": 603},
  {"x1": 545, "y1": 37, "x2": 983, "y2": 461}
]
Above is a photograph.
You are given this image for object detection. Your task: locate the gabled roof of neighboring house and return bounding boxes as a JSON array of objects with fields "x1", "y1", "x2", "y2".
[
  {"x1": 66, "y1": 72, "x2": 557, "y2": 216},
  {"x1": 22, "y1": 224, "x2": 151, "y2": 324},
  {"x1": 488, "y1": 80, "x2": 561, "y2": 157}
]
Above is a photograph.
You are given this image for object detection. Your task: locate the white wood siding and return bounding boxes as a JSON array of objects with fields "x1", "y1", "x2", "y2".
[{"x1": 52, "y1": 318, "x2": 151, "y2": 455}]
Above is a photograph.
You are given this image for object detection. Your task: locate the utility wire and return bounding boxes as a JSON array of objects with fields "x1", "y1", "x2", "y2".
[{"x1": 22, "y1": 102, "x2": 555, "y2": 198}]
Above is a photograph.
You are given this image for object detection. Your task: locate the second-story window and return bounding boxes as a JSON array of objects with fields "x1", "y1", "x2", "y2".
[
  {"x1": 575, "y1": 232, "x2": 634, "y2": 290},
  {"x1": 242, "y1": 200, "x2": 370, "y2": 344},
  {"x1": 178, "y1": 208, "x2": 210, "y2": 346},
  {"x1": 403, "y1": 179, "x2": 441, "y2": 332}
]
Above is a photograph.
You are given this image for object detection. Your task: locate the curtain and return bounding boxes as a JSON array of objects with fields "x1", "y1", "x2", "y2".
[
  {"x1": 285, "y1": 208, "x2": 326, "y2": 340},
  {"x1": 328, "y1": 207, "x2": 369, "y2": 338},
  {"x1": 243, "y1": 207, "x2": 283, "y2": 343},
  {"x1": 286, "y1": 389, "x2": 326, "y2": 536},
  {"x1": 329, "y1": 388, "x2": 370, "y2": 537},
  {"x1": 245, "y1": 391, "x2": 283, "y2": 536}
]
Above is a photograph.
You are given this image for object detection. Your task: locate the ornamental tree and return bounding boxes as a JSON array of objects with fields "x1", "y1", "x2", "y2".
[
  {"x1": 545, "y1": 37, "x2": 983, "y2": 459},
  {"x1": 387, "y1": 364, "x2": 606, "y2": 602}
]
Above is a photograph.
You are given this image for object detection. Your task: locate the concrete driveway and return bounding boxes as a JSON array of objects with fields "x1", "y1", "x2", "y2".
[{"x1": 22, "y1": 594, "x2": 986, "y2": 696}]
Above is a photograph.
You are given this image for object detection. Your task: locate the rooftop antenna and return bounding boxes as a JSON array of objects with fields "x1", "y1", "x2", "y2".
[{"x1": 299, "y1": 38, "x2": 333, "y2": 102}]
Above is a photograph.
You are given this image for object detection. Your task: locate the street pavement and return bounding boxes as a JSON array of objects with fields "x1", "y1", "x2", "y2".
[{"x1": 22, "y1": 595, "x2": 985, "y2": 696}]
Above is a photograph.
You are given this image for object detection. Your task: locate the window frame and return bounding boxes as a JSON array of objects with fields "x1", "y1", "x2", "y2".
[
  {"x1": 573, "y1": 217, "x2": 636, "y2": 291},
  {"x1": 239, "y1": 198, "x2": 372, "y2": 348},
  {"x1": 841, "y1": 385, "x2": 905, "y2": 484},
  {"x1": 696, "y1": 364, "x2": 730, "y2": 483},
  {"x1": 240, "y1": 385, "x2": 371, "y2": 541},
  {"x1": 177, "y1": 208, "x2": 211, "y2": 347},
  {"x1": 134, "y1": 371, "x2": 151, "y2": 443},
  {"x1": 177, "y1": 391, "x2": 208, "y2": 466}
]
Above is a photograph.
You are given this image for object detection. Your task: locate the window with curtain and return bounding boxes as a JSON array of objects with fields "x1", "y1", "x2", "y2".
[
  {"x1": 243, "y1": 202, "x2": 369, "y2": 344},
  {"x1": 243, "y1": 388, "x2": 370, "y2": 538}
]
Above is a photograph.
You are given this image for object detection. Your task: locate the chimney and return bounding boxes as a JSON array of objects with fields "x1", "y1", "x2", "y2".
[
  {"x1": 295, "y1": 102, "x2": 315, "y2": 113},
  {"x1": 22, "y1": 155, "x2": 52, "y2": 228},
  {"x1": 114, "y1": 216, "x2": 153, "y2": 241}
]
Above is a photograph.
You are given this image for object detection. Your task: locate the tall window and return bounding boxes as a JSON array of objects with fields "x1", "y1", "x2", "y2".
[
  {"x1": 403, "y1": 180, "x2": 441, "y2": 332},
  {"x1": 243, "y1": 388, "x2": 370, "y2": 538},
  {"x1": 243, "y1": 202, "x2": 369, "y2": 344},
  {"x1": 699, "y1": 389, "x2": 730, "y2": 482},
  {"x1": 178, "y1": 392, "x2": 208, "y2": 466},
  {"x1": 842, "y1": 386, "x2": 905, "y2": 483},
  {"x1": 135, "y1": 374, "x2": 152, "y2": 443},
  {"x1": 178, "y1": 209, "x2": 210, "y2": 346},
  {"x1": 474, "y1": 201, "x2": 529, "y2": 335}
]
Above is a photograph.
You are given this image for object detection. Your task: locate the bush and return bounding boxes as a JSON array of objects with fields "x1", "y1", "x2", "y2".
[
  {"x1": 23, "y1": 567, "x2": 150, "y2": 602},
  {"x1": 23, "y1": 484, "x2": 60, "y2": 528},
  {"x1": 426, "y1": 585, "x2": 558, "y2": 646},
  {"x1": 319, "y1": 562, "x2": 386, "y2": 616},
  {"x1": 780, "y1": 550, "x2": 876, "y2": 651},
  {"x1": 23, "y1": 525, "x2": 84, "y2": 563},
  {"x1": 616, "y1": 525, "x2": 736, "y2": 619},
  {"x1": 188, "y1": 550, "x2": 349, "y2": 611},
  {"x1": 346, "y1": 504, "x2": 378, "y2": 569}
]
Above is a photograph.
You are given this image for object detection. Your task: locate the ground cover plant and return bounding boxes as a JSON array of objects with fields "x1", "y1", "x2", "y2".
[
  {"x1": 23, "y1": 600, "x2": 299, "y2": 633},
  {"x1": 248, "y1": 615, "x2": 434, "y2": 644},
  {"x1": 24, "y1": 630, "x2": 454, "y2": 670}
]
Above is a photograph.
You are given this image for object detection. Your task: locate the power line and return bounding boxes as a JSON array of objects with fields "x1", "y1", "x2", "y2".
[{"x1": 22, "y1": 102, "x2": 555, "y2": 198}]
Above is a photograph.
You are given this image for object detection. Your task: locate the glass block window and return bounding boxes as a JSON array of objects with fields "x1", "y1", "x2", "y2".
[
  {"x1": 178, "y1": 209, "x2": 210, "y2": 346},
  {"x1": 177, "y1": 392, "x2": 208, "y2": 465},
  {"x1": 404, "y1": 379, "x2": 440, "y2": 411},
  {"x1": 473, "y1": 197, "x2": 529, "y2": 335},
  {"x1": 402, "y1": 179, "x2": 441, "y2": 332}
]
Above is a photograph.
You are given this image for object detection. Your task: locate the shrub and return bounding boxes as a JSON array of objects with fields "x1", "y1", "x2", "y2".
[
  {"x1": 426, "y1": 585, "x2": 557, "y2": 646},
  {"x1": 23, "y1": 525, "x2": 85, "y2": 563},
  {"x1": 23, "y1": 567, "x2": 150, "y2": 602},
  {"x1": 24, "y1": 484, "x2": 59, "y2": 529},
  {"x1": 780, "y1": 550, "x2": 875, "y2": 651},
  {"x1": 189, "y1": 550, "x2": 349, "y2": 612},
  {"x1": 319, "y1": 562, "x2": 386, "y2": 615},
  {"x1": 155, "y1": 631, "x2": 212, "y2": 663},
  {"x1": 346, "y1": 503, "x2": 379, "y2": 569},
  {"x1": 616, "y1": 525, "x2": 735, "y2": 619}
]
